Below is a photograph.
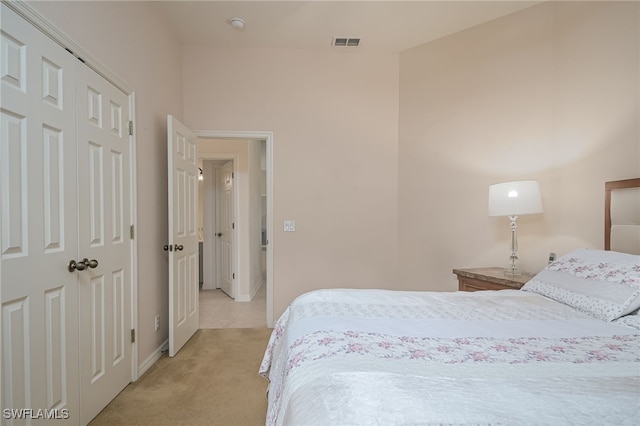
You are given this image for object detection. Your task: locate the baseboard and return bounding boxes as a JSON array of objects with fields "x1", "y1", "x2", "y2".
[
  {"x1": 250, "y1": 280, "x2": 263, "y2": 300},
  {"x1": 236, "y1": 281, "x2": 263, "y2": 302},
  {"x1": 138, "y1": 338, "x2": 168, "y2": 378},
  {"x1": 235, "y1": 294, "x2": 251, "y2": 302}
]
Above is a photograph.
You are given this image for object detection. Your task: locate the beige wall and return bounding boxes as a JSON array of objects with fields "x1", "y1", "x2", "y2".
[
  {"x1": 30, "y1": 1, "x2": 183, "y2": 367},
  {"x1": 398, "y1": 1, "x2": 639, "y2": 291},
  {"x1": 183, "y1": 47, "x2": 400, "y2": 318}
]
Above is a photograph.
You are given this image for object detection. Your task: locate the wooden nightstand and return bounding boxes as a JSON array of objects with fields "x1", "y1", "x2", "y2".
[{"x1": 453, "y1": 267, "x2": 535, "y2": 291}]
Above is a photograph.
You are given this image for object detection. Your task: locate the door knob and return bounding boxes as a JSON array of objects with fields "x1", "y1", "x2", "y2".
[
  {"x1": 215, "y1": 233, "x2": 222, "y2": 237},
  {"x1": 82, "y1": 258, "x2": 99, "y2": 269},
  {"x1": 68, "y1": 259, "x2": 86, "y2": 272},
  {"x1": 68, "y1": 258, "x2": 98, "y2": 272},
  {"x1": 175, "y1": 244, "x2": 184, "y2": 251}
]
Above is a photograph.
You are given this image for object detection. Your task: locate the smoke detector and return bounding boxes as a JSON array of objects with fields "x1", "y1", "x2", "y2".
[
  {"x1": 229, "y1": 18, "x2": 245, "y2": 30},
  {"x1": 332, "y1": 37, "x2": 360, "y2": 47}
]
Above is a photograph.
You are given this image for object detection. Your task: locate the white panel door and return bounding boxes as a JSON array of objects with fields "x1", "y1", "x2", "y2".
[
  {"x1": 76, "y1": 64, "x2": 132, "y2": 424},
  {"x1": 167, "y1": 115, "x2": 199, "y2": 357},
  {"x1": 216, "y1": 161, "x2": 234, "y2": 298},
  {"x1": 1, "y1": 5, "x2": 134, "y2": 424},
  {"x1": 1, "y1": 4, "x2": 80, "y2": 423}
]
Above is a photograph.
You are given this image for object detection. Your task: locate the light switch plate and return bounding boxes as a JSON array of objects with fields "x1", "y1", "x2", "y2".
[{"x1": 284, "y1": 220, "x2": 296, "y2": 232}]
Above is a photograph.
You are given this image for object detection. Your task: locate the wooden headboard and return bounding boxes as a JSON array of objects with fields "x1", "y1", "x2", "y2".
[{"x1": 605, "y1": 178, "x2": 640, "y2": 254}]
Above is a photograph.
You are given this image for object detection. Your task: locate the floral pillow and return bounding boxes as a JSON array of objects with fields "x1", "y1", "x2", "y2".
[{"x1": 521, "y1": 248, "x2": 640, "y2": 321}]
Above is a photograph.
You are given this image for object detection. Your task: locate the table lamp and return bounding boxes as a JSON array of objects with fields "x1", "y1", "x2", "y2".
[{"x1": 488, "y1": 180, "x2": 543, "y2": 276}]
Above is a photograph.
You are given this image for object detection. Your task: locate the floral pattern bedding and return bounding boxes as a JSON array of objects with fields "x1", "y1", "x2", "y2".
[
  {"x1": 522, "y1": 248, "x2": 640, "y2": 321},
  {"x1": 259, "y1": 288, "x2": 640, "y2": 425}
]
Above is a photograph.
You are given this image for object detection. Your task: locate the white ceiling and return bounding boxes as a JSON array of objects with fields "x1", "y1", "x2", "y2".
[{"x1": 156, "y1": 1, "x2": 543, "y2": 52}]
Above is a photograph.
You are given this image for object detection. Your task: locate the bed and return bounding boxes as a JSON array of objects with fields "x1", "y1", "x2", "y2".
[{"x1": 259, "y1": 179, "x2": 640, "y2": 425}]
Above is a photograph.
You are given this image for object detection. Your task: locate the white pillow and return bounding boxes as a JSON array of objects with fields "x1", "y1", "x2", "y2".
[{"x1": 522, "y1": 248, "x2": 640, "y2": 321}]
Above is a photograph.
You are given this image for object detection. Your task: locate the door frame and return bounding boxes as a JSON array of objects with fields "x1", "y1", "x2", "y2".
[
  {"x1": 195, "y1": 130, "x2": 274, "y2": 327},
  {"x1": 5, "y1": 0, "x2": 140, "y2": 380}
]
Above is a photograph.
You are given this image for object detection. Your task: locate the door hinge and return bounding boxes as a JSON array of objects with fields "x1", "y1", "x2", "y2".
[
  {"x1": 232, "y1": 222, "x2": 235, "y2": 229},
  {"x1": 232, "y1": 172, "x2": 234, "y2": 179},
  {"x1": 128, "y1": 121, "x2": 134, "y2": 136},
  {"x1": 232, "y1": 273, "x2": 235, "y2": 279},
  {"x1": 130, "y1": 329, "x2": 135, "y2": 343},
  {"x1": 130, "y1": 224, "x2": 135, "y2": 239}
]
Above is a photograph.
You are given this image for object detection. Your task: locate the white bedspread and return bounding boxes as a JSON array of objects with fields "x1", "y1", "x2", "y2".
[{"x1": 259, "y1": 289, "x2": 640, "y2": 426}]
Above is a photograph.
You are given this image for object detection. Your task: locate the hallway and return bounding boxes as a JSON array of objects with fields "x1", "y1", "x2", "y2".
[{"x1": 199, "y1": 284, "x2": 266, "y2": 328}]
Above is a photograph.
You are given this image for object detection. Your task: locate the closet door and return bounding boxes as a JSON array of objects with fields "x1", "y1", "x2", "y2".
[
  {"x1": 1, "y1": 3, "x2": 80, "y2": 421},
  {"x1": 1, "y1": 5, "x2": 133, "y2": 424},
  {"x1": 76, "y1": 64, "x2": 132, "y2": 424},
  {"x1": 216, "y1": 160, "x2": 234, "y2": 298}
]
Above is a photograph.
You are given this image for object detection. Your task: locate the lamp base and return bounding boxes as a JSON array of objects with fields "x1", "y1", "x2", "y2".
[
  {"x1": 504, "y1": 217, "x2": 521, "y2": 276},
  {"x1": 503, "y1": 267, "x2": 522, "y2": 276}
]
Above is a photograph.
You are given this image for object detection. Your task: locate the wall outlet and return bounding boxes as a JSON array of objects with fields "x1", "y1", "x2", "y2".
[
  {"x1": 284, "y1": 220, "x2": 296, "y2": 232},
  {"x1": 154, "y1": 315, "x2": 160, "y2": 331}
]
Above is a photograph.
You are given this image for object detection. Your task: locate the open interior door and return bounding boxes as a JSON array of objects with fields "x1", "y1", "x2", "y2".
[{"x1": 167, "y1": 115, "x2": 199, "y2": 356}]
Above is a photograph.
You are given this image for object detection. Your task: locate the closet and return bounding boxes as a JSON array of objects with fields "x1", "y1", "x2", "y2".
[{"x1": 1, "y1": 4, "x2": 133, "y2": 424}]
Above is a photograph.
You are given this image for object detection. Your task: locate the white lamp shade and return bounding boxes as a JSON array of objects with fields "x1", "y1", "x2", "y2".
[{"x1": 488, "y1": 180, "x2": 543, "y2": 217}]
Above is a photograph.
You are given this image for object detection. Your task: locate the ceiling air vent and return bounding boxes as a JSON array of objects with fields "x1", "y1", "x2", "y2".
[{"x1": 332, "y1": 37, "x2": 360, "y2": 47}]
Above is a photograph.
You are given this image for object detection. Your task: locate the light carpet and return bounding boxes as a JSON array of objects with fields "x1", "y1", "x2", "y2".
[{"x1": 89, "y1": 328, "x2": 272, "y2": 426}]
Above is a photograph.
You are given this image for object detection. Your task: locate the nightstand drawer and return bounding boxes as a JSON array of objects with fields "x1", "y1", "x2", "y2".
[{"x1": 458, "y1": 276, "x2": 516, "y2": 291}]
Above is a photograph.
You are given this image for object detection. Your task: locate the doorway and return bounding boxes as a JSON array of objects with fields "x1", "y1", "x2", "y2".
[
  {"x1": 196, "y1": 133, "x2": 273, "y2": 328},
  {"x1": 200, "y1": 159, "x2": 235, "y2": 297}
]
